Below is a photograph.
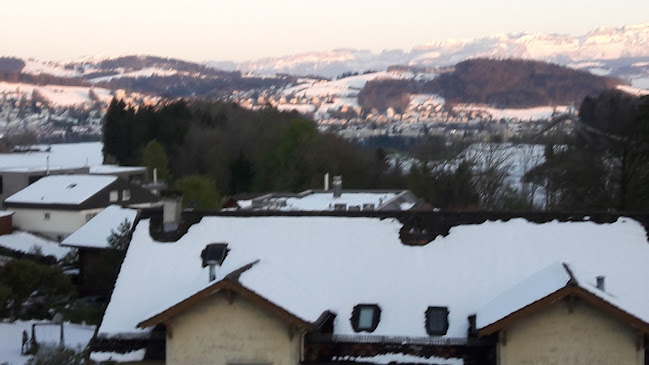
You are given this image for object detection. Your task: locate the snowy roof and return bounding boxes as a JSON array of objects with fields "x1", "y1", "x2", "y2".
[
  {"x1": 97, "y1": 215, "x2": 649, "y2": 346},
  {"x1": 0, "y1": 142, "x2": 103, "y2": 172},
  {"x1": 62, "y1": 205, "x2": 138, "y2": 249},
  {"x1": 0, "y1": 231, "x2": 72, "y2": 260},
  {"x1": 0, "y1": 210, "x2": 13, "y2": 218},
  {"x1": 5, "y1": 175, "x2": 117, "y2": 206},
  {"x1": 240, "y1": 190, "x2": 416, "y2": 211},
  {"x1": 284, "y1": 192, "x2": 397, "y2": 210},
  {"x1": 475, "y1": 262, "x2": 572, "y2": 330},
  {"x1": 89, "y1": 165, "x2": 146, "y2": 175}
]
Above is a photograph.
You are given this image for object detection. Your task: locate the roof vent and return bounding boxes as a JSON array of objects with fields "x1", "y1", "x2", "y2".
[
  {"x1": 333, "y1": 175, "x2": 342, "y2": 198},
  {"x1": 596, "y1": 275, "x2": 605, "y2": 291},
  {"x1": 66, "y1": 183, "x2": 77, "y2": 189},
  {"x1": 201, "y1": 243, "x2": 229, "y2": 281}
]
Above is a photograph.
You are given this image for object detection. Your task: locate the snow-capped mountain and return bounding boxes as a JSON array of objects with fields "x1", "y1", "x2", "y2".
[{"x1": 224, "y1": 23, "x2": 649, "y2": 78}]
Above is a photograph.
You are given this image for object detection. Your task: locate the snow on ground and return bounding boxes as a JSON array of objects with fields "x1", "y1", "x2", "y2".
[
  {"x1": 276, "y1": 104, "x2": 316, "y2": 114},
  {"x1": 90, "y1": 349, "x2": 146, "y2": 363},
  {"x1": 97, "y1": 216, "x2": 649, "y2": 344},
  {"x1": 63, "y1": 205, "x2": 138, "y2": 249},
  {"x1": 283, "y1": 71, "x2": 404, "y2": 98},
  {"x1": 333, "y1": 353, "x2": 464, "y2": 364},
  {"x1": 0, "y1": 142, "x2": 103, "y2": 171},
  {"x1": 0, "y1": 231, "x2": 71, "y2": 260},
  {"x1": 459, "y1": 143, "x2": 547, "y2": 205},
  {"x1": 88, "y1": 67, "x2": 179, "y2": 83},
  {"x1": 631, "y1": 77, "x2": 649, "y2": 90},
  {"x1": 617, "y1": 84, "x2": 649, "y2": 96},
  {"x1": 0, "y1": 320, "x2": 95, "y2": 365},
  {"x1": 21, "y1": 60, "x2": 82, "y2": 78},
  {"x1": 632, "y1": 61, "x2": 649, "y2": 67},
  {"x1": 4, "y1": 175, "x2": 117, "y2": 205},
  {"x1": 452, "y1": 104, "x2": 570, "y2": 121},
  {"x1": 0, "y1": 82, "x2": 112, "y2": 107}
]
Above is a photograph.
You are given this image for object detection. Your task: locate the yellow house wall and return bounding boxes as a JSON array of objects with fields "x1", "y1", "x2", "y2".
[
  {"x1": 498, "y1": 298, "x2": 644, "y2": 365},
  {"x1": 167, "y1": 292, "x2": 302, "y2": 365}
]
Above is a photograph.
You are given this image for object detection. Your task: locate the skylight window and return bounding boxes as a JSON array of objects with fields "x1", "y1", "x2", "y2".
[
  {"x1": 351, "y1": 304, "x2": 380, "y2": 332},
  {"x1": 66, "y1": 183, "x2": 77, "y2": 189},
  {"x1": 425, "y1": 306, "x2": 449, "y2": 335}
]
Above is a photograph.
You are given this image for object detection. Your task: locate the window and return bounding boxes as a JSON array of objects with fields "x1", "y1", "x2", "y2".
[
  {"x1": 0, "y1": 176, "x2": 3, "y2": 194},
  {"x1": 44, "y1": 212, "x2": 51, "y2": 220},
  {"x1": 109, "y1": 190, "x2": 118, "y2": 202},
  {"x1": 425, "y1": 306, "x2": 449, "y2": 335},
  {"x1": 351, "y1": 304, "x2": 381, "y2": 332},
  {"x1": 122, "y1": 189, "x2": 131, "y2": 201}
]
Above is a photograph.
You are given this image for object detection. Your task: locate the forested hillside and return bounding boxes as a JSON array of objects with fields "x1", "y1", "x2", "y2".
[{"x1": 358, "y1": 59, "x2": 622, "y2": 112}]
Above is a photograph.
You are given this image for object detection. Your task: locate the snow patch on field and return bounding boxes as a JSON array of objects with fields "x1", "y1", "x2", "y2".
[
  {"x1": 21, "y1": 60, "x2": 82, "y2": 78},
  {"x1": 617, "y1": 84, "x2": 649, "y2": 96},
  {"x1": 88, "y1": 67, "x2": 179, "y2": 83},
  {"x1": 453, "y1": 104, "x2": 570, "y2": 120},
  {"x1": 0, "y1": 82, "x2": 112, "y2": 107},
  {"x1": 631, "y1": 77, "x2": 649, "y2": 89},
  {"x1": 0, "y1": 320, "x2": 95, "y2": 365}
]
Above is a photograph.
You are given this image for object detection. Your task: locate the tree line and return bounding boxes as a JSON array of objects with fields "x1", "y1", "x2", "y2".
[{"x1": 103, "y1": 91, "x2": 649, "y2": 212}]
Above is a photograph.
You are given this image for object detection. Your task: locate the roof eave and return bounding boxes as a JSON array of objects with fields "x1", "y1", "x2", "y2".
[
  {"x1": 477, "y1": 285, "x2": 649, "y2": 337},
  {"x1": 136, "y1": 279, "x2": 313, "y2": 331}
]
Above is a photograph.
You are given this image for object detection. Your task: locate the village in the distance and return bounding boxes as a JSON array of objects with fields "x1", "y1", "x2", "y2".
[{"x1": 1, "y1": 18, "x2": 649, "y2": 365}]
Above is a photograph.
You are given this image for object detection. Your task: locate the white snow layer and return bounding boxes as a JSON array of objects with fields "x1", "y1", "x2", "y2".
[
  {"x1": 334, "y1": 353, "x2": 464, "y2": 364},
  {"x1": 0, "y1": 82, "x2": 112, "y2": 107},
  {"x1": 5, "y1": 174, "x2": 116, "y2": 205},
  {"x1": 62, "y1": 205, "x2": 138, "y2": 249},
  {"x1": 0, "y1": 231, "x2": 71, "y2": 260},
  {"x1": 0, "y1": 142, "x2": 103, "y2": 172},
  {"x1": 0, "y1": 320, "x2": 95, "y2": 365},
  {"x1": 89, "y1": 349, "x2": 146, "y2": 363},
  {"x1": 475, "y1": 262, "x2": 571, "y2": 329},
  {"x1": 97, "y1": 216, "x2": 649, "y2": 343},
  {"x1": 283, "y1": 192, "x2": 397, "y2": 211}
]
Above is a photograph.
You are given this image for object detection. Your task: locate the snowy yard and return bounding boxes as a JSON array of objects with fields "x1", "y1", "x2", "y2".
[{"x1": 0, "y1": 321, "x2": 95, "y2": 365}]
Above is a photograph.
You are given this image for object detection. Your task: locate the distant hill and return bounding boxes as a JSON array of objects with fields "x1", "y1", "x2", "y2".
[{"x1": 358, "y1": 59, "x2": 621, "y2": 111}]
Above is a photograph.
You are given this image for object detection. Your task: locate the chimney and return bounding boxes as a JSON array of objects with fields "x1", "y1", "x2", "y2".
[
  {"x1": 596, "y1": 276, "x2": 605, "y2": 291},
  {"x1": 332, "y1": 175, "x2": 342, "y2": 198},
  {"x1": 201, "y1": 243, "x2": 228, "y2": 282},
  {"x1": 324, "y1": 172, "x2": 330, "y2": 191},
  {"x1": 162, "y1": 190, "x2": 182, "y2": 232}
]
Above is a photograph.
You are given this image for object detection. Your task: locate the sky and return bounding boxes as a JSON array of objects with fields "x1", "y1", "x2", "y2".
[{"x1": 1, "y1": 0, "x2": 648, "y2": 62}]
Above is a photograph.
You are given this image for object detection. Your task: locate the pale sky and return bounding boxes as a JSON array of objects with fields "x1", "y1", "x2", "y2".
[{"x1": 1, "y1": 0, "x2": 648, "y2": 62}]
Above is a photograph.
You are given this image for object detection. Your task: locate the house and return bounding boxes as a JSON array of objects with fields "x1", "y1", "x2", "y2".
[
  {"x1": 61, "y1": 205, "x2": 139, "y2": 295},
  {"x1": 3, "y1": 175, "x2": 158, "y2": 241},
  {"x1": 234, "y1": 176, "x2": 423, "y2": 211},
  {"x1": 0, "y1": 142, "x2": 147, "y2": 203},
  {"x1": 91, "y1": 211, "x2": 649, "y2": 364}
]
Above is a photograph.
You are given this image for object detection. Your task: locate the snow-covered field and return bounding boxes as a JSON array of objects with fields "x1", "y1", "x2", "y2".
[
  {"x1": 0, "y1": 320, "x2": 95, "y2": 365},
  {"x1": 88, "y1": 67, "x2": 179, "y2": 83},
  {"x1": 617, "y1": 84, "x2": 649, "y2": 97},
  {"x1": 452, "y1": 104, "x2": 570, "y2": 121},
  {"x1": 0, "y1": 82, "x2": 112, "y2": 107}
]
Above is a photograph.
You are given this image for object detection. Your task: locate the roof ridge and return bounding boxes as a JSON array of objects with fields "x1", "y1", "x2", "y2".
[
  {"x1": 224, "y1": 259, "x2": 261, "y2": 282},
  {"x1": 562, "y1": 262, "x2": 578, "y2": 286}
]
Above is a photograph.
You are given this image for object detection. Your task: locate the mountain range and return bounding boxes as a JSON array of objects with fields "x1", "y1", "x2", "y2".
[{"x1": 212, "y1": 23, "x2": 649, "y2": 79}]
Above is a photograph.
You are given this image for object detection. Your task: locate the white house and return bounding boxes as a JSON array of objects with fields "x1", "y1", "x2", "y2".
[{"x1": 4, "y1": 175, "x2": 157, "y2": 241}]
